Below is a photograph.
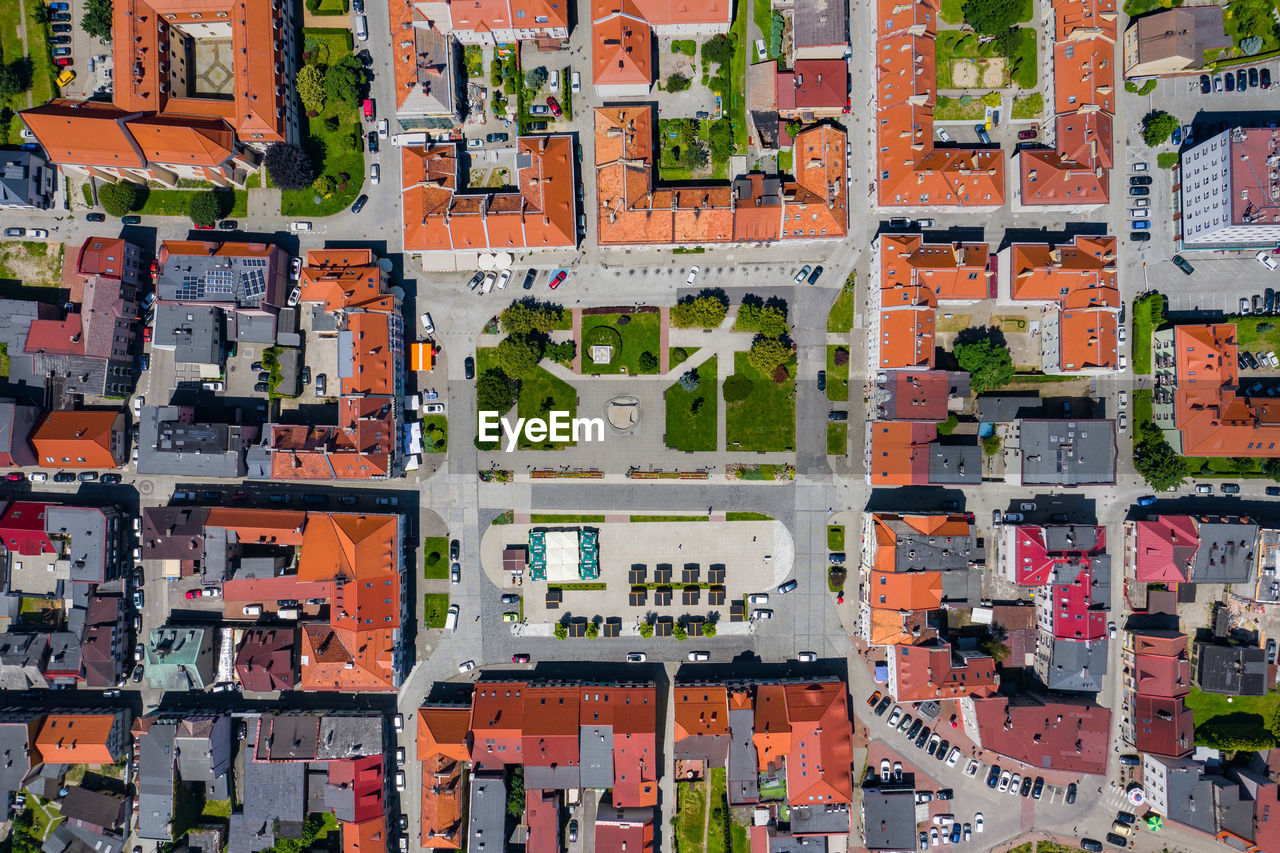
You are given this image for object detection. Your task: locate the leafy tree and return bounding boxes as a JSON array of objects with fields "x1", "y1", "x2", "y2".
[
  {"x1": 671, "y1": 290, "x2": 729, "y2": 328},
  {"x1": 585, "y1": 621, "x2": 599, "y2": 639},
  {"x1": 313, "y1": 174, "x2": 336, "y2": 197},
  {"x1": 702, "y1": 622, "x2": 717, "y2": 638},
  {"x1": 961, "y1": 0, "x2": 1022, "y2": 35},
  {"x1": 495, "y1": 333, "x2": 544, "y2": 378},
  {"x1": 1141, "y1": 110, "x2": 1179, "y2": 147},
  {"x1": 1157, "y1": 151, "x2": 1180, "y2": 170},
  {"x1": 523, "y1": 66, "x2": 548, "y2": 90},
  {"x1": 678, "y1": 369, "x2": 701, "y2": 392},
  {"x1": 707, "y1": 120, "x2": 734, "y2": 163},
  {"x1": 666, "y1": 73, "x2": 691, "y2": 92},
  {"x1": 477, "y1": 368, "x2": 518, "y2": 414},
  {"x1": 833, "y1": 346, "x2": 849, "y2": 367},
  {"x1": 701, "y1": 33, "x2": 734, "y2": 66},
  {"x1": 295, "y1": 64, "x2": 326, "y2": 113},
  {"x1": 1265, "y1": 458, "x2": 1280, "y2": 482},
  {"x1": 980, "y1": 637, "x2": 1011, "y2": 663},
  {"x1": 1134, "y1": 428, "x2": 1189, "y2": 491},
  {"x1": 672, "y1": 624, "x2": 688, "y2": 641},
  {"x1": 982, "y1": 435, "x2": 1003, "y2": 456},
  {"x1": 32, "y1": 4, "x2": 51, "y2": 23},
  {"x1": 324, "y1": 55, "x2": 367, "y2": 106},
  {"x1": 264, "y1": 142, "x2": 316, "y2": 191},
  {"x1": 339, "y1": 129, "x2": 362, "y2": 152},
  {"x1": 723, "y1": 374, "x2": 753, "y2": 402},
  {"x1": 81, "y1": 0, "x2": 113, "y2": 41},
  {"x1": 546, "y1": 341, "x2": 576, "y2": 365},
  {"x1": 188, "y1": 190, "x2": 224, "y2": 226},
  {"x1": 954, "y1": 336, "x2": 1014, "y2": 394},
  {"x1": 0, "y1": 61, "x2": 31, "y2": 102},
  {"x1": 747, "y1": 336, "x2": 791, "y2": 375},
  {"x1": 785, "y1": 120, "x2": 802, "y2": 138},
  {"x1": 98, "y1": 181, "x2": 146, "y2": 217},
  {"x1": 501, "y1": 298, "x2": 565, "y2": 335},
  {"x1": 506, "y1": 767, "x2": 526, "y2": 816},
  {"x1": 637, "y1": 351, "x2": 658, "y2": 372},
  {"x1": 638, "y1": 620, "x2": 654, "y2": 639},
  {"x1": 683, "y1": 142, "x2": 709, "y2": 170},
  {"x1": 553, "y1": 622, "x2": 568, "y2": 640}
]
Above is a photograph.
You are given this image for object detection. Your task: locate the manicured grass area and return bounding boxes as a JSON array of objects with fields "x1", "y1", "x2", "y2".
[
  {"x1": 1132, "y1": 293, "x2": 1166, "y2": 375},
  {"x1": 674, "y1": 781, "x2": 706, "y2": 853},
  {"x1": 777, "y1": 149, "x2": 792, "y2": 172},
  {"x1": 283, "y1": 29, "x2": 365, "y2": 217},
  {"x1": 201, "y1": 799, "x2": 232, "y2": 819},
  {"x1": 24, "y1": 1, "x2": 57, "y2": 106},
  {"x1": 1233, "y1": 315, "x2": 1280, "y2": 349},
  {"x1": 476, "y1": 347, "x2": 578, "y2": 449},
  {"x1": 1006, "y1": 27, "x2": 1038, "y2": 89},
  {"x1": 1186, "y1": 687, "x2": 1280, "y2": 728},
  {"x1": 827, "y1": 421, "x2": 847, "y2": 453},
  {"x1": 528, "y1": 514, "x2": 606, "y2": 523},
  {"x1": 422, "y1": 415, "x2": 447, "y2": 453},
  {"x1": 631, "y1": 514, "x2": 709, "y2": 522},
  {"x1": 939, "y1": 0, "x2": 964, "y2": 22},
  {"x1": 1011, "y1": 93, "x2": 1043, "y2": 119},
  {"x1": 424, "y1": 593, "x2": 451, "y2": 628},
  {"x1": 707, "y1": 767, "x2": 730, "y2": 853},
  {"x1": 826, "y1": 346, "x2": 849, "y2": 402},
  {"x1": 827, "y1": 525, "x2": 845, "y2": 551},
  {"x1": 826, "y1": 283, "x2": 854, "y2": 333},
  {"x1": 669, "y1": 347, "x2": 692, "y2": 369},
  {"x1": 423, "y1": 536, "x2": 449, "y2": 579},
  {"x1": 725, "y1": 353, "x2": 795, "y2": 452},
  {"x1": 935, "y1": 96, "x2": 985, "y2": 121},
  {"x1": 726, "y1": 512, "x2": 773, "y2": 521},
  {"x1": 580, "y1": 311, "x2": 661, "y2": 374},
  {"x1": 665, "y1": 355, "x2": 718, "y2": 452},
  {"x1": 138, "y1": 189, "x2": 247, "y2": 219}
]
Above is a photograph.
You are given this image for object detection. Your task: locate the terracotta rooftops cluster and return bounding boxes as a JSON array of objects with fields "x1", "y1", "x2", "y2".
[{"x1": 1166, "y1": 324, "x2": 1280, "y2": 456}]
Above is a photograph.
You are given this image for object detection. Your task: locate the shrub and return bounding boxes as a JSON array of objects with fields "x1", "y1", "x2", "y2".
[
  {"x1": 671, "y1": 290, "x2": 729, "y2": 328},
  {"x1": 637, "y1": 351, "x2": 659, "y2": 372},
  {"x1": 524, "y1": 67, "x2": 548, "y2": 90},
  {"x1": 313, "y1": 174, "x2": 336, "y2": 197},
  {"x1": 678, "y1": 369, "x2": 701, "y2": 392},
  {"x1": 723, "y1": 373, "x2": 753, "y2": 402},
  {"x1": 187, "y1": 190, "x2": 225, "y2": 226},
  {"x1": 98, "y1": 181, "x2": 146, "y2": 217},
  {"x1": 980, "y1": 92, "x2": 1001, "y2": 107},
  {"x1": 828, "y1": 566, "x2": 846, "y2": 592},
  {"x1": 295, "y1": 64, "x2": 326, "y2": 113},
  {"x1": 666, "y1": 73, "x2": 691, "y2": 92},
  {"x1": 546, "y1": 341, "x2": 576, "y2": 365},
  {"x1": 1242, "y1": 35, "x2": 1264, "y2": 55},
  {"x1": 1141, "y1": 110, "x2": 1179, "y2": 147},
  {"x1": 702, "y1": 622, "x2": 717, "y2": 638},
  {"x1": 639, "y1": 620, "x2": 654, "y2": 639},
  {"x1": 264, "y1": 142, "x2": 316, "y2": 191},
  {"x1": 585, "y1": 621, "x2": 599, "y2": 639},
  {"x1": 833, "y1": 346, "x2": 849, "y2": 366},
  {"x1": 501, "y1": 298, "x2": 566, "y2": 335},
  {"x1": 747, "y1": 336, "x2": 792, "y2": 375},
  {"x1": 553, "y1": 622, "x2": 568, "y2": 640},
  {"x1": 672, "y1": 624, "x2": 688, "y2": 641}
]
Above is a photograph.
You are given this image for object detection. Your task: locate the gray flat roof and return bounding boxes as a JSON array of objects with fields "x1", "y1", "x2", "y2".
[
  {"x1": 1020, "y1": 419, "x2": 1116, "y2": 485},
  {"x1": 862, "y1": 788, "x2": 916, "y2": 850},
  {"x1": 153, "y1": 303, "x2": 222, "y2": 366}
]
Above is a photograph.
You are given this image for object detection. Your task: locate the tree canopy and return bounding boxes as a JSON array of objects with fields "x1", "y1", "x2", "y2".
[
  {"x1": 98, "y1": 181, "x2": 146, "y2": 217},
  {"x1": 500, "y1": 298, "x2": 565, "y2": 335},
  {"x1": 495, "y1": 333, "x2": 544, "y2": 378},
  {"x1": 953, "y1": 336, "x2": 1014, "y2": 394},
  {"x1": 82, "y1": 0, "x2": 113, "y2": 41},
  {"x1": 295, "y1": 65, "x2": 326, "y2": 113},
  {"x1": 264, "y1": 143, "x2": 316, "y2": 191},
  {"x1": 961, "y1": 0, "x2": 1023, "y2": 35},
  {"x1": 747, "y1": 336, "x2": 792, "y2": 376},
  {"x1": 671, "y1": 290, "x2": 729, "y2": 328},
  {"x1": 187, "y1": 190, "x2": 225, "y2": 226},
  {"x1": 1134, "y1": 425, "x2": 1189, "y2": 491},
  {"x1": 476, "y1": 368, "x2": 518, "y2": 413},
  {"x1": 1141, "y1": 111, "x2": 1179, "y2": 147},
  {"x1": 324, "y1": 55, "x2": 367, "y2": 106}
]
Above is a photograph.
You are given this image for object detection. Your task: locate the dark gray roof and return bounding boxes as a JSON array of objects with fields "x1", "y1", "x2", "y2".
[
  {"x1": 323, "y1": 772, "x2": 356, "y2": 822},
  {"x1": 264, "y1": 715, "x2": 319, "y2": 761},
  {"x1": 1195, "y1": 643, "x2": 1268, "y2": 695},
  {"x1": 727, "y1": 706, "x2": 758, "y2": 804},
  {"x1": 1019, "y1": 419, "x2": 1116, "y2": 485},
  {"x1": 44, "y1": 632, "x2": 81, "y2": 683},
  {"x1": 862, "y1": 788, "x2": 916, "y2": 850},
  {"x1": 792, "y1": 0, "x2": 847, "y2": 50},
  {"x1": 230, "y1": 755, "x2": 305, "y2": 853},
  {"x1": 928, "y1": 440, "x2": 982, "y2": 484},
  {"x1": 137, "y1": 723, "x2": 176, "y2": 840},
  {"x1": 0, "y1": 302, "x2": 51, "y2": 393},
  {"x1": 1191, "y1": 520, "x2": 1258, "y2": 584},
  {"x1": 0, "y1": 151, "x2": 55, "y2": 209},
  {"x1": 45, "y1": 505, "x2": 112, "y2": 584},
  {"x1": 0, "y1": 714, "x2": 38, "y2": 803},
  {"x1": 153, "y1": 303, "x2": 222, "y2": 366},
  {"x1": 0, "y1": 399, "x2": 38, "y2": 466},
  {"x1": 579, "y1": 725, "x2": 614, "y2": 789},
  {"x1": 1165, "y1": 761, "x2": 1219, "y2": 835},
  {"x1": 316, "y1": 715, "x2": 384, "y2": 759},
  {"x1": 0, "y1": 632, "x2": 47, "y2": 690},
  {"x1": 1044, "y1": 524, "x2": 1103, "y2": 554},
  {"x1": 141, "y1": 507, "x2": 208, "y2": 561},
  {"x1": 978, "y1": 395, "x2": 1043, "y2": 422},
  {"x1": 157, "y1": 248, "x2": 282, "y2": 309},
  {"x1": 176, "y1": 716, "x2": 232, "y2": 784},
  {"x1": 524, "y1": 763, "x2": 579, "y2": 790},
  {"x1": 468, "y1": 773, "x2": 507, "y2": 853},
  {"x1": 60, "y1": 785, "x2": 126, "y2": 830},
  {"x1": 790, "y1": 802, "x2": 852, "y2": 838},
  {"x1": 231, "y1": 311, "x2": 278, "y2": 345},
  {"x1": 1041, "y1": 638, "x2": 1108, "y2": 692},
  {"x1": 137, "y1": 406, "x2": 246, "y2": 478},
  {"x1": 765, "y1": 832, "x2": 829, "y2": 853},
  {"x1": 883, "y1": 515, "x2": 978, "y2": 573}
]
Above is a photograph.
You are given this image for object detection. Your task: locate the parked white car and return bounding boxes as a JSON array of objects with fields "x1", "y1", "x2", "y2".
[
  {"x1": 420, "y1": 312, "x2": 434, "y2": 334},
  {"x1": 370, "y1": 163, "x2": 379, "y2": 185},
  {"x1": 495, "y1": 269, "x2": 511, "y2": 290},
  {"x1": 1258, "y1": 251, "x2": 1279, "y2": 271},
  {"x1": 571, "y1": 71, "x2": 581, "y2": 93}
]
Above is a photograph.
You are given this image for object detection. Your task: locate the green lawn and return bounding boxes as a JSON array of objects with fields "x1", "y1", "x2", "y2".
[
  {"x1": 728, "y1": 0, "x2": 749, "y2": 152},
  {"x1": 476, "y1": 348, "x2": 578, "y2": 449},
  {"x1": 675, "y1": 782, "x2": 706, "y2": 853},
  {"x1": 423, "y1": 414, "x2": 448, "y2": 453},
  {"x1": 935, "y1": 96, "x2": 985, "y2": 121},
  {"x1": 827, "y1": 283, "x2": 854, "y2": 333},
  {"x1": 1186, "y1": 687, "x2": 1280, "y2": 727},
  {"x1": 1222, "y1": 0, "x2": 1280, "y2": 57},
  {"x1": 1233, "y1": 315, "x2": 1280, "y2": 349},
  {"x1": 725, "y1": 352, "x2": 795, "y2": 452},
  {"x1": 939, "y1": 0, "x2": 964, "y2": 22},
  {"x1": 726, "y1": 511, "x2": 773, "y2": 521},
  {"x1": 200, "y1": 799, "x2": 232, "y2": 819},
  {"x1": 826, "y1": 346, "x2": 849, "y2": 402},
  {"x1": 528, "y1": 514, "x2": 606, "y2": 523},
  {"x1": 631, "y1": 514, "x2": 709, "y2": 522},
  {"x1": 707, "y1": 767, "x2": 730, "y2": 853},
  {"x1": 424, "y1": 593, "x2": 451, "y2": 629},
  {"x1": 1011, "y1": 93, "x2": 1043, "y2": 119},
  {"x1": 1006, "y1": 28, "x2": 1038, "y2": 89},
  {"x1": 1132, "y1": 293, "x2": 1166, "y2": 375},
  {"x1": 827, "y1": 525, "x2": 845, "y2": 551},
  {"x1": 669, "y1": 347, "x2": 692, "y2": 369},
  {"x1": 283, "y1": 29, "x2": 365, "y2": 217},
  {"x1": 24, "y1": 0, "x2": 57, "y2": 106},
  {"x1": 423, "y1": 536, "x2": 449, "y2": 580},
  {"x1": 777, "y1": 149, "x2": 793, "y2": 172},
  {"x1": 580, "y1": 311, "x2": 661, "y2": 374},
  {"x1": 138, "y1": 189, "x2": 247, "y2": 219},
  {"x1": 665, "y1": 356, "x2": 718, "y2": 451}
]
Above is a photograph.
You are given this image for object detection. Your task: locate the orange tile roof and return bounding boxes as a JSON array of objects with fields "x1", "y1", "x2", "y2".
[
  {"x1": 420, "y1": 752, "x2": 464, "y2": 849},
  {"x1": 868, "y1": 569, "x2": 943, "y2": 610},
  {"x1": 417, "y1": 707, "x2": 471, "y2": 762},
  {"x1": 594, "y1": 106, "x2": 846, "y2": 246},
  {"x1": 21, "y1": 101, "x2": 143, "y2": 167},
  {"x1": 300, "y1": 625, "x2": 398, "y2": 692},
  {"x1": 127, "y1": 114, "x2": 235, "y2": 166},
  {"x1": 449, "y1": 0, "x2": 569, "y2": 34},
  {"x1": 751, "y1": 683, "x2": 853, "y2": 811},
  {"x1": 299, "y1": 249, "x2": 392, "y2": 313},
  {"x1": 877, "y1": 307, "x2": 935, "y2": 369},
  {"x1": 469, "y1": 681, "x2": 527, "y2": 768},
  {"x1": 592, "y1": 13, "x2": 652, "y2": 87},
  {"x1": 868, "y1": 608, "x2": 938, "y2": 646},
  {"x1": 402, "y1": 136, "x2": 577, "y2": 252},
  {"x1": 674, "y1": 686, "x2": 729, "y2": 741},
  {"x1": 205, "y1": 508, "x2": 306, "y2": 544},
  {"x1": 1172, "y1": 324, "x2": 1280, "y2": 456},
  {"x1": 890, "y1": 643, "x2": 998, "y2": 701},
  {"x1": 1009, "y1": 237, "x2": 1118, "y2": 305},
  {"x1": 31, "y1": 411, "x2": 123, "y2": 468},
  {"x1": 871, "y1": 512, "x2": 974, "y2": 572},
  {"x1": 1059, "y1": 308, "x2": 1118, "y2": 371},
  {"x1": 36, "y1": 714, "x2": 118, "y2": 765},
  {"x1": 874, "y1": 0, "x2": 1006, "y2": 208},
  {"x1": 869, "y1": 421, "x2": 936, "y2": 484},
  {"x1": 343, "y1": 817, "x2": 387, "y2": 853}
]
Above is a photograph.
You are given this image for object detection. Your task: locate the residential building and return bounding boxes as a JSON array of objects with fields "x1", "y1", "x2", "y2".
[
  {"x1": 1015, "y1": 0, "x2": 1116, "y2": 207},
  {"x1": 425, "y1": 0, "x2": 569, "y2": 46},
  {"x1": 867, "y1": 421, "x2": 981, "y2": 486},
  {"x1": 401, "y1": 136, "x2": 578, "y2": 259},
  {"x1": 1035, "y1": 636, "x2": 1109, "y2": 692},
  {"x1": 0, "y1": 712, "x2": 42, "y2": 805},
  {"x1": 1180, "y1": 129, "x2": 1280, "y2": 247},
  {"x1": 1122, "y1": 7, "x2": 1229, "y2": 77},
  {"x1": 22, "y1": 0, "x2": 298, "y2": 186},
  {"x1": 1017, "y1": 420, "x2": 1117, "y2": 485},
  {"x1": 960, "y1": 694, "x2": 1110, "y2": 775},
  {"x1": 775, "y1": 60, "x2": 848, "y2": 118},
  {"x1": 1125, "y1": 628, "x2": 1193, "y2": 758},
  {"x1": 31, "y1": 410, "x2": 127, "y2": 468},
  {"x1": 1143, "y1": 755, "x2": 1280, "y2": 850},
  {"x1": 234, "y1": 628, "x2": 297, "y2": 692},
  {"x1": 144, "y1": 626, "x2": 216, "y2": 692},
  {"x1": 389, "y1": 15, "x2": 461, "y2": 125},
  {"x1": 466, "y1": 773, "x2": 506, "y2": 851},
  {"x1": 0, "y1": 151, "x2": 56, "y2": 209},
  {"x1": 862, "y1": 788, "x2": 917, "y2": 852},
  {"x1": 874, "y1": 0, "x2": 1005, "y2": 209},
  {"x1": 35, "y1": 711, "x2": 128, "y2": 765},
  {"x1": 1133, "y1": 514, "x2": 1258, "y2": 585},
  {"x1": 61, "y1": 778, "x2": 128, "y2": 834},
  {"x1": 137, "y1": 405, "x2": 252, "y2": 478},
  {"x1": 1154, "y1": 323, "x2": 1280, "y2": 456},
  {"x1": 417, "y1": 704, "x2": 469, "y2": 849},
  {"x1": 872, "y1": 370, "x2": 970, "y2": 421},
  {"x1": 80, "y1": 593, "x2": 127, "y2": 688},
  {"x1": 887, "y1": 642, "x2": 998, "y2": 701},
  {"x1": 594, "y1": 799, "x2": 656, "y2": 852},
  {"x1": 673, "y1": 684, "x2": 730, "y2": 764},
  {"x1": 0, "y1": 399, "x2": 39, "y2": 467},
  {"x1": 999, "y1": 523, "x2": 1106, "y2": 586},
  {"x1": 1195, "y1": 642, "x2": 1267, "y2": 696},
  {"x1": 791, "y1": 0, "x2": 848, "y2": 60},
  {"x1": 594, "y1": 106, "x2": 847, "y2": 246},
  {"x1": 590, "y1": 0, "x2": 729, "y2": 96},
  {"x1": 255, "y1": 249, "x2": 403, "y2": 480}
]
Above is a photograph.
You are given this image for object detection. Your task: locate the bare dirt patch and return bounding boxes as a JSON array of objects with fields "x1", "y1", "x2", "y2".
[
  {"x1": 981, "y1": 58, "x2": 1006, "y2": 88},
  {"x1": 0, "y1": 242, "x2": 63, "y2": 287},
  {"x1": 952, "y1": 59, "x2": 979, "y2": 88}
]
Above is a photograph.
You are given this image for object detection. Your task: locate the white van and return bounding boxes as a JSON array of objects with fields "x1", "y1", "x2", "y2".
[
  {"x1": 355, "y1": 15, "x2": 368, "y2": 40},
  {"x1": 243, "y1": 605, "x2": 262, "y2": 616},
  {"x1": 290, "y1": 221, "x2": 312, "y2": 232},
  {"x1": 444, "y1": 604, "x2": 459, "y2": 631}
]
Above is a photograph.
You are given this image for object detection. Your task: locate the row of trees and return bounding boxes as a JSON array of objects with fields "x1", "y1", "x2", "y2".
[
  {"x1": 98, "y1": 181, "x2": 232, "y2": 225},
  {"x1": 294, "y1": 55, "x2": 367, "y2": 115}
]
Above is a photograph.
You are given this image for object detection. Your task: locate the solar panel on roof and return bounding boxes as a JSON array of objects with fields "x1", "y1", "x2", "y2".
[
  {"x1": 243, "y1": 268, "x2": 266, "y2": 300},
  {"x1": 205, "y1": 269, "x2": 235, "y2": 294}
]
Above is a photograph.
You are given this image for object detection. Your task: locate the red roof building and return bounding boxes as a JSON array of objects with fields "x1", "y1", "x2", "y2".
[
  {"x1": 234, "y1": 628, "x2": 297, "y2": 692},
  {"x1": 417, "y1": 706, "x2": 469, "y2": 849},
  {"x1": 962, "y1": 695, "x2": 1110, "y2": 775},
  {"x1": 589, "y1": 0, "x2": 729, "y2": 95},
  {"x1": 1049, "y1": 566, "x2": 1107, "y2": 641},
  {"x1": 32, "y1": 411, "x2": 126, "y2": 469},
  {"x1": 888, "y1": 642, "x2": 998, "y2": 702},
  {"x1": 1133, "y1": 696, "x2": 1194, "y2": 759},
  {"x1": 999, "y1": 524, "x2": 1107, "y2": 586},
  {"x1": 1134, "y1": 516, "x2": 1199, "y2": 583},
  {"x1": 1127, "y1": 629, "x2": 1193, "y2": 758},
  {"x1": 0, "y1": 501, "x2": 54, "y2": 555},
  {"x1": 776, "y1": 60, "x2": 849, "y2": 116}
]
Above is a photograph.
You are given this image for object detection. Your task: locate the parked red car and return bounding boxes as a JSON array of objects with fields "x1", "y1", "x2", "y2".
[
  {"x1": 546, "y1": 96, "x2": 561, "y2": 117},
  {"x1": 5, "y1": 472, "x2": 25, "y2": 482},
  {"x1": 193, "y1": 223, "x2": 215, "y2": 230},
  {"x1": 185, "y1": 590, "x2": 200, "y2": 599},
  {"x1": 142, "y1": 326, "x2": 152, "y2": 343},
  {"x1": 512, "y1": 653, "x2": 530, "y2": 663},
  {"x1": 1017, "y1": 128, "x2": 1037, "y2": 141},
  {"x1": 548, "y1": 270, "x2": 567, "y2": 289}
]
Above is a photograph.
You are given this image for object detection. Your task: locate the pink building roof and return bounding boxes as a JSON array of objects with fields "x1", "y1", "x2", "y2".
[
  {"x1": 1134, "y1": 516, "x2": 1198, "y2": 583},
  {"x1": 0, "y1": 502, "x2": 54, "y2": 555}
]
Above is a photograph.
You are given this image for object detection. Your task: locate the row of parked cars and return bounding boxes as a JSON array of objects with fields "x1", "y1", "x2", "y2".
[
  {"x1": 1199, "y1": 67, "x2": 1272, "y2": 94},
  {"x1": 466, "y1": 268, "x2": 568, "y2": 293}
]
